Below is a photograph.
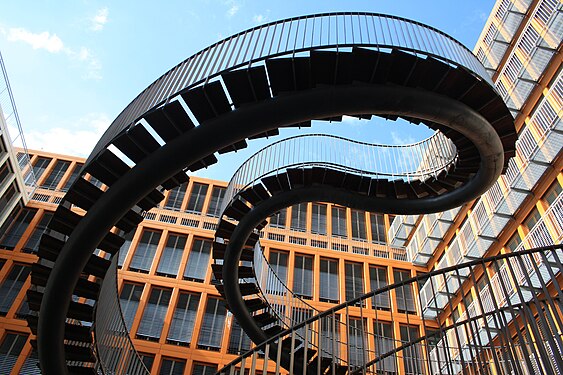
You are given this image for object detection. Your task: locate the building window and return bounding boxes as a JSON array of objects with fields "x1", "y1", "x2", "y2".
[
  {"x1": 164, "y1": 183, "x2": 187, "y2": 211},
  {"x1": 311, "y1": 203, "x2": 327, "y2": 235},
  {"x1": 166, "y1": 291, "x2": 200, "y2": 346},
  {"x1": 320, "y1": 314, "x2": 340, "y2": 358},
  {"x1": 0, "y1": 208, "x2": 37, "y2": 250},
  {"x1": 192, "y1": 363, "x2": 218, "y2": 375},
  {"x1": 320, "y1": 258, "x2": 339, "y2": 303},
  {"x1": 269, "y1": 208, "x2": 287, "y2": 228},
  {"x1": 186, "y1": 183, "x2": 208, "y2": 213},
  {"x1": 129, "y1": 230, "x2": 161, "y2": 273},
  {"x1": 137, "y1": 287, "x2": 172, "y2": 341},
  {"x1": 506, "y1": 232, "x2": 522, "y2": 252},
  {"x1": 118, "y1": 230, "x2": 135, "y2": 268},
  {"x1": 293, "y1": 254, "x2": 313, "y2": 299},
  {"x1": 374, "y1": 321, "x2": 396, "y2": 373},
  {"x1": 543, "y1": 180, "x2": 562, "y2": 205},
  {"x1": 331, "y1": 206, "x2": 347, "y2": 237},
  {"x1": 0, "y1": 264, "x2": 30, "y2": 316},
  {"x1": 16, "y1": 296, "x2": 30, "y2": 320},
  {"x1": 128, "y1": 353, "x2": 154, "y2": 373},
  {"x1": 156, "y1": 233, "x2": 187, "y2": 277},
  {"x1": 183, "y1": 238, "x2": 211, "y2": 282},
  {"x1": 61, "y1": 163, "x2": 83, "y2": 191},
  {"x1": 32, "y1": 157, "x2": 52, "y2": 181},
  {"x1": 394, "y1": 269, "x2": 416, "y2": 313},
  {"x1": 370, "y1": 213, "x2": 387, "y2": 244},
  {"x1": 0, "y1": 183, "x2": 18, "y2": 221},
  {"x1": 158, "y1": 357, "x2": 186, "y2": 375},
  {"x1": 228, "y1": 317, "x2": 251, "y2": 355},
  {"x1": 351, "y1": 209, "x2": 367, "y2": 240},
  {"x1": 19, "y1": 348, "x2": 40, "y2": 374},
  {"x1": 345, "y1": 262, "x2": 364, "y2": 303},
  {"x1": 197, "y1": 297, "x2": 227, "y2": 350},
  {"x1": 0, "y1": 163, "x2": 12, "y2": 188},
  {"x1": 22, "y1": 211, "x2": 53, "y2": 253},
  {"x1": 400, "y1": 325, "x2": 424, "y2": 375},
  {"x1": 119, "y1": 282, "x2": 144, "y2": 330},
  {"x1": 206, "y1": 186, "x2": 226, "y2": 217},
  {"x1": 267, "y1": 250, "x2": 288, "y2": 294},
  {"x1": 290, "y1": 203, "x2": 307, "y2": 232},
  {"x1": 523, "y1": 207, "x2": 541, "y2": 232},
  {"x1": 0, "y1": 331, "x2": 28, "y2": 374},
  {"x1": 40, "y1": 160, "x2": 70, "y2": 189},
  {"x1": 370, "y1": 266, "x2": 390, "y2": 310},
  {"x1": 348, "y1": 318, "x2": 368, "y2": 367}
]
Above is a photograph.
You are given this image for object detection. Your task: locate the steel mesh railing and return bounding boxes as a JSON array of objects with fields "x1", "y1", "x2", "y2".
[
  {"x1": 94, "y1": 257, "x2": 150, "y2": 375},
  {"x1": 222, "y1": 133, "x2": 457, "y2": 214},
  {"x1": 218, "y1": 244, "x2": 563, "y2": 375},
  {"x1": 88, "y1": 12, "x2": 492, "y2": 164}
]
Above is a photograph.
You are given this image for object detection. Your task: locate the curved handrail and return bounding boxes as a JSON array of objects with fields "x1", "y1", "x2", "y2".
[
  {"x1": 94, "y1": 256, "x2": 150, "y2": 374},
  {"x1": 218, "y1": 243, "x2": 563, "y2": 373},
  {"x1": 87, "y1": 12, "x2": 491, "y2": 165},
  {"x1": 222, "y1": 132, "x2": 457, "y2": 213}
]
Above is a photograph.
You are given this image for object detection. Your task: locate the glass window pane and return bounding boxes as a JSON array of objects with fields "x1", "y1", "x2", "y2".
[
  {"x1": 159, "y1": 358, "x2": 186, "y2": 375},
  {"x1": 331, "y1": 206, "x2": 347, "y2": 237},
  {"x1": 129, "y1": 230, "x2": 161, "y2": 273},
  {"x1": 0, "y1": 207, "x2": 37, "y2": 250},
  {"x1": 61, "y1": 163, "x2": 83, "y2": 192},
  {"x1": 290, "y1": 203, "x2": 307, "y2": 232},
  {"x1": 311, "y1": 203, "x2": 327, "y2": 235},
  {"x1": 137, "y1": 287, "x2": 172, "y2": 341},
  {"x1": 166, "y1": 292, "x2": 200, "y2": 346},
  {"x1": 164, "y1": 183, "x2": 187, "y2": 211},
  {"x1": 351, "y1": 209, "x2": 367, "y2": 240},
  {"x1": 119, "y1": 283, "x2": 144, "y2": 331},
  {"x1": 394, "y1": 269, "x2": 416, "y2": 313},
  {"x1": 22, "y1": 212, "x2": 53, "y2": 253},
  {"x1": 320, "y1": 258, "x2": 339, "y2": 303},
  {"x1": 186, "y1": 183, "x2": 208, "y2": 213},
  {"x1": 156, "y1": 233, "x2": 187, "y2": 277},
  {"x1": 293, "y1": 254, "x2": 313, "y2": 298},
  {"x1": 118, "y1": 230, "x2": 135, "y2": 268},
  {"x1": 192, "y1": 363, "x2": 217, "y2": 375},
  {"x1": 0, "y1": 332, "x2": 28, "y2": 374},
  {"x1": 40, "y1": 160, "x2": 70, "y2": 189},
  {"x1": 370, "y1": 213, "x2": 387, "y2": 244},
  {"x1": 183, "y1": 239, "x2": 211, "y2": 282},
  {"x1": 269, "y1": 208, "x2": 287, "y2": 228},
  {"x1": 267, "y1": 250, "x2": 288, "y2": 294},
  {"x1": 345, "y1": 262, "x2": 364, "y2": 303},
  {"x1": 206, "y1": 186, "x2": 226, "y2": 217},
  {"x1": 197, "y1": 297, "x2": 226, "y2": 350},
  {"x1": 32, "y1": 157, "x2": 51, "y2": 181},
  {"x1": 374, "y1": 321, "x2": 396, "y2": 373},
  {"x1": 370, "y1": 266, "x2": 390, "y2": 310},
  {"x1": 0, "y1": 264, "x2": 30, "y2": 315},
  {"x1": 228, "y1": 317, "x2": 251, "y2": 355}
]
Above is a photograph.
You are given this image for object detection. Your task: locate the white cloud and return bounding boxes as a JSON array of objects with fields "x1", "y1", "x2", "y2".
[
  {"x1": 224, "y1": 0, "x2": 241, "y2": 17},
  {"x1": 7, "y1": 28, "x2": 64, "y2": 53},
  {"x1": 390, "y1": 131, "x2": 416, "y2": 145},
  {"x1": 5, "y1": 26, "x2": 102, "y2": 80},
  {"x1": 23, "y1": 113, "x2": 111, "y2": 157},
  {"x1": 90, "y1": 7, "x2": 109, "y2": 31},
  {"x1": 253, "y1": 14, "x2": 266, "y2": 24}
]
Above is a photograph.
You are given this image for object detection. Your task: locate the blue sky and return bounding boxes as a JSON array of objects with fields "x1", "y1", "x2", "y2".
[{"x1": 0, "y1": 1, "x2": 494, "y2": 181}]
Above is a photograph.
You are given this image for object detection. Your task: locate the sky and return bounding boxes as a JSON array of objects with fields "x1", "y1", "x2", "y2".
[{"x1": 0, "y1": 1, "x2": 494, "y2": 181}]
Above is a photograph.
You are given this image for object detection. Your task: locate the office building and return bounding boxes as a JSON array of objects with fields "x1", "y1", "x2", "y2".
[{"x1": 0, "y1": 1, "x2": 561, "y2": 374}]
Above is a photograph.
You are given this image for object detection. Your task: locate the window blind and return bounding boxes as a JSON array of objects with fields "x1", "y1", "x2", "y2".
[
  {"x1": 186, "y1": 183, "x2": 208, "y2": 213},
  {"x1": 0, "y1": 332, "x2": 28, "y2": 374},
  {"x1": 166, "y1": 292, "x2": 200, "y2": 345},
  {"x1": 183, "y1": 239, "x2": 211, "y2": 282},
  {"x1": 129, "y1": 230, "x2": 161, "y2": 272},
  {"x1": 137, "y1": 287, "x2": 172, "y2": 341},
  {"x1": 0, "y1": 208, "x2": 37, "y2": 250},
  {"x1": 320, "y1": 258, "x2": 339, "y2": 303},
  {"x1": 293, "y1": 254, "x2": 313, "y2": 298},
  {"x1": 0, "y1": 264, "x2": 30, "y2": 315},
  {"x1": 156, "y1": 233, "x2": 187, "y2": 277},
  {"x1": 119, "y1": 283, "x2": 144, "y2": 330},
  {"x1": 197, "y1": 298, "x2": 226, "y2": 349}
]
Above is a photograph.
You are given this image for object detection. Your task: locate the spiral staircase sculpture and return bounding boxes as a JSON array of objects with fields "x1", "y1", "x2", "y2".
[{"x1": 24, "y1": 12, "x2": 531, "y2": 375}]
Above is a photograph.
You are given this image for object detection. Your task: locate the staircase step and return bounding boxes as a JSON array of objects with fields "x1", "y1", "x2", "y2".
[
  {"x1": 244, "y1": 298, "x2": 267, "y2": 313},
  {"x1": 216, "y1": 220, "x2": 237, "y2": 239},
  {"x1": 188, "y1": 154, "x2": 218, "y2": 172},
  {"x1": 212, "y1": 242, "x2": 254, "y2": 262},
  {"x1": 253, "y1": 312, "x2": 277, "y2": 327},
  {"x1": 218, "y1": 139, "x2": 248, "y2": 154},
  {"x1": 264, "y1": 325, "x2": 284, "y2": 337},
  {"x1": 182, "y1": 81, "x2": 231, "y2": 123},
  {"x1": 83, "y1": 149, "x2": 130, "y2": 187},
  {"x1": 222, "y1": 66, "x2": 271, "y2": 108},
  {"x1": 388, "y1": 49, "x2": 419, "y2": 86},
  {"x1": 144, "y1": 102, "x2": 194, "y2": 143},
  {"x1": 311, "y1": 50, "x2": 353, "y2": 86},
  {"x1": 67, "y1": 365, "x2": 97, "y2": 375},
  {"x1": 161, "y1": 171, "x2": 189, "y2": 191},
  {"x1": 113, "y1": 123, "x2": 161, "y2": 163},
  {"x1": 64, "y1": 343, "x2": 96, "y2": 362},
  {"x1": 212, "y1": 264, "x2": 254, "y2": 280}
]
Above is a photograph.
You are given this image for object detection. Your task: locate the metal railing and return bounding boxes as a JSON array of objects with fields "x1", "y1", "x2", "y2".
[
  {"x1": 0, "y1": 51, "x2": 36, "y2": 192},
  {"x1": 89, "y1": 12, "x2": 493, "y2": 163},
  {"x1": 222, "y1": 133, "x2": 457, "y2": 214},
  {"x1": 94, "y1": 257, "x2": 150, "y2": 375},
  {"x1": 218, "y1": 244, "x2": 563, "y2": 375}
]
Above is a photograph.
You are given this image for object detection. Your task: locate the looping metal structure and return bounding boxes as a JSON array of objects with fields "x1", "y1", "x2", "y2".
[{"x1": 26, "y1": 12, "x2": 517, "y2": 374}]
